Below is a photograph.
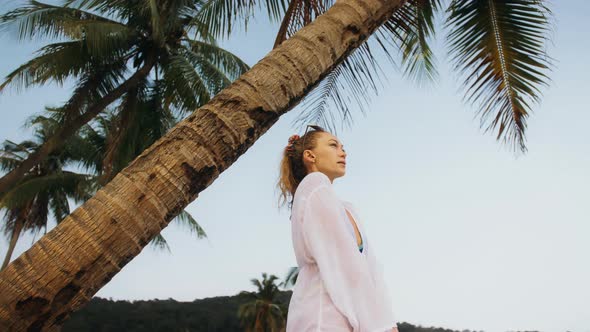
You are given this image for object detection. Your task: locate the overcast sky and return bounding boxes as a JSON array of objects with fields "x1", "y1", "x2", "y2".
[{"x1": 1, "y1": 2, "x2": 589, "y2": 332}]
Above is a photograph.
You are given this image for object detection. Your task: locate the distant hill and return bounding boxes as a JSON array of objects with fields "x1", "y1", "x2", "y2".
[
  {"x1": 63, "y1": 291, "x2": 483, "y2": 332},
  {"x1": 63, "y1": 290, "x2": 292, "y2": 331}
]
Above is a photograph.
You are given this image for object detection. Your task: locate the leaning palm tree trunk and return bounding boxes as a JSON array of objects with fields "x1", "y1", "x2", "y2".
[{"x1": 0, "y1": 0, "x2": 406, "y2": 329}]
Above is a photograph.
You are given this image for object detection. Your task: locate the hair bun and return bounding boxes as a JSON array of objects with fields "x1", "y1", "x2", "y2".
[{"x1": 288, "y1": 134, "x2": 300, "y2": 144}]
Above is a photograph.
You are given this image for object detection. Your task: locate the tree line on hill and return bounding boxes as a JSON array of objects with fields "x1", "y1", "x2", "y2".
[{"x1": 62, "y1": 292, "x2": 487, "y2": 332}]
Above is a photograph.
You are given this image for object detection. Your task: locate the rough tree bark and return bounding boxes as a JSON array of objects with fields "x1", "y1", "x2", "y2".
[{"x1": 0, "y1": 0, "x2": 406, "y2": 330}]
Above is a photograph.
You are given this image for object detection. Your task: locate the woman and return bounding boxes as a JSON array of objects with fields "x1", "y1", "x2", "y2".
[{"x1": 278, "y1": 125, "x2": 399, "y2": 332}]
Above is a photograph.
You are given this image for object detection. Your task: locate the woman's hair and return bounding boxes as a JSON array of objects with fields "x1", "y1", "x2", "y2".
[{"x1": 277, "y1": 125, "x2": 326, "y2": 209}]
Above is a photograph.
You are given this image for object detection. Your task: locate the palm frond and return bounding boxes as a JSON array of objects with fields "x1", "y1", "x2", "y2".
[
  {"x1": 172, "y1": 210, "x2": 208, "y2": 240},
  {"x1": 48, "y1": 189, "x2": 70, "y2": 222},
  {"x1": 146, "y1": 0, "x2": 163, "y2": 43},
  {"x1": 0, "y1": 41, "x2": 91, "y2": 92},
  {"x1": 25, "y1": 193, "x2": 49, "y2": 233},
  {"x1": 237, "y1": 301, "x2": 258, "y2": 330},
  {"x1": 99, "y1": 80, "x2": 149, "y2": 182},
  {"x1": 58, "y1": 1, "x2": 132, "y2": 30},
  {"x1": 0, "y1": 156, "x2": 23, "y2": 172},
  {"x1": 266, "y1": 304, "x2": 286, "y2": 330},
  {"x1": 185, "y1": 39, "x2": 250, "y2": 81},
  {"x1": 149, "y1": 233, "x2": 171, "y2": 252},
  {"x1": 1, "y1": 192, "x2": 49, "y2": 238},
  {"x1": 0, "y1": 139, "x2": 42, "y2": 176},
  {"x1": 75, "y1": 20, "x2": 134, "y2": 58},
  {"x1": 24, "y1": 108, "x2": 63, "y2": 135},
  {"x1": 75, "y1": 121, "x2": 108, "y2": 174},
  {"x1": 399, "y1": 0, "x2": 441, "y2": 83},
  {"x1": 0, "y1": 140, "x2": 36, "y2": 172},
  {"x1": 161, "y1": 53, "x2": 211, "y2": 114},
  {"x1": 193, "y1": 56, "x2": 231, "y2": 95},
  {"x1": 279, "y1": 266, "x2": 299, "y2": 289},
  {"x1": 446, "y1": 0, "x2": 552, "y2": 152},
  {"x1": 1, "y1": 139, "x2": 37, "y2": 154},
  {"x1": 195, "y1": 0, "x2": 256, "y2": 39},
  {"x1": 195, "y1": 0, "x2": 287, "y2": 39},
  {"x1": 293, "y1": 42, "x2": 384, "y2": 135},
  {"x1": 141, "y1": 81, "x2": 178, "y2": 140},
  {"x1": 0, "y1": 171, "x2": 95, "y2": 209},
  {"x1": 273, "y1": 0, "x2": 331, "y2": 47},
  {"x1": 0, "y1": 40, "x2": 129, "y2": 94},
  {"x1": 0, "y1": 0, "x2": 128, "y2": 41}
]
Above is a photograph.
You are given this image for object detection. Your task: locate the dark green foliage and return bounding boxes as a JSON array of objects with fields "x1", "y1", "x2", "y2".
[
  {"x1": 397, "y1": 322, "x2": 484, "y2": 332},
  {"x1": 63, "y1": 291, "x2": 293, "y2": 332},
  {"x1": 63, "y1": 294, "x2": 479, "y2": 332}
]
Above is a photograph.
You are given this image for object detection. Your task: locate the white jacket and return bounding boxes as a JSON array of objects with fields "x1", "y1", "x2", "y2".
[{"x1": 286, "y1": 172, "x2": 398, "y2": 332}]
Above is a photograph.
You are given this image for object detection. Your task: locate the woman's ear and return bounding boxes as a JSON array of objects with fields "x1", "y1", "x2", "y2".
[{"x1": 303, "y1": 150, "x2": 316, "y2": 163}]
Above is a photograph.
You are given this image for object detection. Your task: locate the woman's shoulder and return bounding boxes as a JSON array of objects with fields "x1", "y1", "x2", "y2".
[
  {"x1": 292, "y1": 172, "x2": 332, "y2": 210},
  {"x1": 296, "y1": 172, "x2": 331, "y2": 196}
]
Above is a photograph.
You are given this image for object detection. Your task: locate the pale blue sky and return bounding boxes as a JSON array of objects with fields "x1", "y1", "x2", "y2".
[{"x1": 1, "y1": 2, "x2": 589, "y2": 332}]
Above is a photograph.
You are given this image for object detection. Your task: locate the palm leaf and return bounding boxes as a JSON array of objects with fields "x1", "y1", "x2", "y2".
[
  {"x1": 399, "y1": 0, "x2": 441, "y2": 83},
  {"x1": 161, "y1": 53, "x2": 212, "y2": 114},
  {"x1": 74, "y1": 121, "x2": 108, "y2": 174},
  {"x1": 141, "y1": 81, "x2": 177, "y2": 140},
  {"x1": 149, "y1": 233, "x2": 171, "y2": 252},
  {"x1": 293, "y1": 42, "x2": 384, "y2": 134},
  {"x1": 273, "y1": 0, "x2": 331, "y2": 47},
  {"x1": 0, "y1": 171, "x2": 95, "y2": 209},
  {"x1": 0, "y1": 140, "x2": 37, "y2": 172},
  {"x1": 100, "y1": 80, "x2": 149, "y2": 182},
  {"x1": 0, "y1": 0, "x2": 128, "y2": 41},
  {"x1": 75, "y1": 20, "x2": 134, "y2": 58},
  {"x1": 173, "y1": 210, "x2": 208, "y2": 239},
  {"x1": 64, "y1": 0, "x2": 144, "y2": 19},
  {"x1": 446, "y1": 0, "x2": 552, "y2": 152},
  {"x1": 195, "y1": 0, "x2": 287, "y2": 39},
  {"x1": 279, "y1": 266, "x2": 298, "y2": 289},
  {"x1": 185, "y1": 39, "x2": 250, "y2": 81},
  {"x1": 0, "y1": 41, "x2": 92, "y2": 92},
  {"x1": 48, "y1": 189, "x2": 71, "y2": 222},
  {"x1": 279, "y1": 0, "x2": 440, "y2": 134},
  {"x1": 0, "y1": 40, "x2": 129, "y2": 94}
]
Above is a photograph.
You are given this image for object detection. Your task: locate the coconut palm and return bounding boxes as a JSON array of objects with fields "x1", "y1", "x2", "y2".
[
  {"x1": 0, "y1": 110, "x2": 97, "y2": 270},
  {"x1": 238, "y1": 273, "x2": 287, "y2": 332},
  {"x1": 203, "y1": 0, "x2": 551, "y2": 152},
  {"x1": 1, "y1": 106, "x2": 207, "y2": 270},
  {"x1": 0, "y1": 0, "x2": 249, "y2": 196},
  {"x1": 0, "y1": 0, "x2": 553, "y2": 329}
]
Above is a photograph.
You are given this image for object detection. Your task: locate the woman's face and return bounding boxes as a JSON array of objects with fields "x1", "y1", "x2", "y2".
[{"x1": 304, "y1": 132, "x2": 347, "y2": 183}]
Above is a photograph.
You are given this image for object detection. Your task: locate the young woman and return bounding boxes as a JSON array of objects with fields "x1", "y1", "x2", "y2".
[{"x1": 278, "y1": 125, "x2": 399, "y2": 332}]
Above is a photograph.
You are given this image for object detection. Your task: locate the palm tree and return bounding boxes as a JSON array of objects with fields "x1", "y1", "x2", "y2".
[
  {"x1": 0, "y1": 0, "x2": 249, "y2": 196},
  {"x1": 0, "y1": 106, "x2": 207, "y2": 269},
  {"x1": 0, "y1": 110, "x2": 97, "y2": 270},
  {"x1": 206, "y1": 0, "x2": 551, "y2": 152},
  {"x1": 238, "y1": 273, "x2": 287, "y2": 332},
  {"x1": 0, "y1": 0, "x2": 553, "y2": 329}
]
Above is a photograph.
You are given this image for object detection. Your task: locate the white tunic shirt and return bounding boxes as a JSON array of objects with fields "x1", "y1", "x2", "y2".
[{"x1": 286, "y1": 172, "x2": 398, "y2": 332}]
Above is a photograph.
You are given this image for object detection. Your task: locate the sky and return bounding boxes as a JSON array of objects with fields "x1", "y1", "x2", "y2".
[{"x1": 1, "y1": 2, "x2": 589, "y2": 332}]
